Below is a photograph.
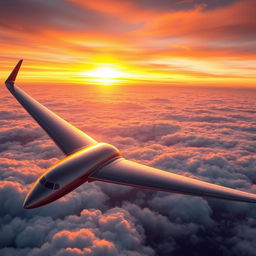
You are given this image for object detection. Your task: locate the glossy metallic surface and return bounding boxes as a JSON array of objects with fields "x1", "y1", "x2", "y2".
[
  {"x1": 46, "y1": 142, "x2": 120, "y2": 186},
  {"x1": 23, "y1": 143, "x2": 121, "y2": 208},
  {"x1": 23, "y1": 182, "x2": 52, "y2": 209},
  {"x1": 91, "y1": 159, "x2": 256, "y2": 203}
]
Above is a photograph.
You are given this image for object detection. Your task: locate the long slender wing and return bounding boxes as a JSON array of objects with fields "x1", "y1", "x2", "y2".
[
  {"x1": 5, "y1": 60, "x2": 97, "y2": 155},
  {"x1": 90, "y1": 158, "x2": 256, "y2": 203}
]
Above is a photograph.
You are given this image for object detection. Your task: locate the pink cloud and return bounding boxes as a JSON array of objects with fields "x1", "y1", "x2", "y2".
[{"x1": 137, "y1": 0, "x2": 256, "y2": 40}]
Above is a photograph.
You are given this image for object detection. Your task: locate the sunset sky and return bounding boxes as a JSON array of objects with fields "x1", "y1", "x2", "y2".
[
  {"x1": 1, "y1": 0, "x2": 256, "y2": 86},
  {"x1": 1, "y1": 1, "x2": 256, "y2": 256}
]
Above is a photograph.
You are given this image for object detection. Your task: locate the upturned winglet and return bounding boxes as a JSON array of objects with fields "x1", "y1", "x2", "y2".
[{"x1": 5, "y1": 59, "x2": 23, "y2": 85}]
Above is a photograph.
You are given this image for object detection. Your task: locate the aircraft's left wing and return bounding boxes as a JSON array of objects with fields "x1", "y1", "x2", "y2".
[
  {"x1": 90, "y1": 158, "x2": 256, "y2": 203},
  {"x1": 5, "y1": 60, "x2": 97, "y2": 155}
]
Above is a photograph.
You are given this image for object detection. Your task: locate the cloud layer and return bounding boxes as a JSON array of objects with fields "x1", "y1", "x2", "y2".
[{"x1": 1, "y1": 83, "x2": 256, "y2": 255}]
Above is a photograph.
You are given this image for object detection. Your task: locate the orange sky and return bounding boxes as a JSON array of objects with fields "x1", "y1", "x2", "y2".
[{"x1": 0, "y1": 0, "x2": 255, "y2": 87}]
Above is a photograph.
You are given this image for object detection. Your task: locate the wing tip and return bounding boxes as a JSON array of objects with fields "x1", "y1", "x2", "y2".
[{"x1": 5, "y1": 59, "x2": 23, "y2": 86}]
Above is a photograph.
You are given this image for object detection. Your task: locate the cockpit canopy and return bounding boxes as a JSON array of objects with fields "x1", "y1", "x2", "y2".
[{"x1": 39, "y1": 176, "x2": 60, "y2": 190}]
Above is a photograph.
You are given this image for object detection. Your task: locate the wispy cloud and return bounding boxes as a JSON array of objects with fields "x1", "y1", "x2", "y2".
[{"x1": 0, "y1": 0, "x2": 255, "y2": 86}]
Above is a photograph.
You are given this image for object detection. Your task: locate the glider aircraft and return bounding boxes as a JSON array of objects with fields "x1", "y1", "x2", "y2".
[{"x1": 5, "y1": 60, "x2": 256, "y2": 209}]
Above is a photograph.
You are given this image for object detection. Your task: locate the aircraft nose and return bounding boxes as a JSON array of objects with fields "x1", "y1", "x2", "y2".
[
  {"x1": 23, "y1": 194, "x2": 36, "y2": 209},
  {"x1": 23, "y1": 183, "x2": 51, "y2": 209}
]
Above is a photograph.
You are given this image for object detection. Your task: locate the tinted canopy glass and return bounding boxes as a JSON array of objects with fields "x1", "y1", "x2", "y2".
[{"x1": 39, "y1": 176, "x2": 60, "y2": 190}]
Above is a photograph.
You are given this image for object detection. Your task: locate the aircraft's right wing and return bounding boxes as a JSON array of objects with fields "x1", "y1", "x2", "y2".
[
  {"x1": 90, "y1": 158, "x2": 256, "y2": 203},
  {"x1": 5, "y1": 60, "x2": 97, "y2": 155}
]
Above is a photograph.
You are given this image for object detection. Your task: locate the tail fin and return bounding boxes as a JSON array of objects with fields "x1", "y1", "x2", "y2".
[{"x1": 5, "y1": 59, "x2": 23, "y2": 85}]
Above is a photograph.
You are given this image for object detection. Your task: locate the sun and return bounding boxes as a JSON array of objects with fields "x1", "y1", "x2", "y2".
[
  {"x1": 91, "y1": 67, "x2": 121, "y2": 79},
  {"x1": 82, "y1": 66, "x2": 127, "y2": 85}
]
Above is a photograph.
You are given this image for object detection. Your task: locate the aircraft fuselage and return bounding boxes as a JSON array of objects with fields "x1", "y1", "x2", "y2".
[{"x1": 23, "y1": 143, "x2": 121, "y2": 208}]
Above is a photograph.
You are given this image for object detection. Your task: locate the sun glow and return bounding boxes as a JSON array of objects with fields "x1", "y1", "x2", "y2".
[{"x1": 81, "y1": 66, "x2": 129, "y2": 85}]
